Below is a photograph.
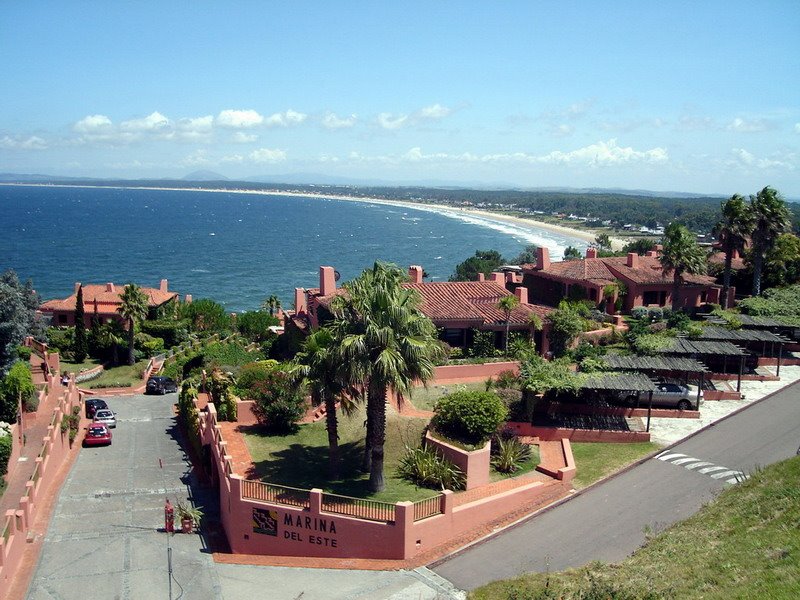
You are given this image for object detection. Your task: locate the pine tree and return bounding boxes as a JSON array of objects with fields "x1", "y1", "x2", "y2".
[{"x1": 73, "y1": 286, "x2": 88, "y2": 362}]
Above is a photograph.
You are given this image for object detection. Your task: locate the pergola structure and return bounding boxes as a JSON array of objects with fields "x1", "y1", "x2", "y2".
[
  {"x1": 703, "y1": 314, "x2": 800, "y2": 343},
  {"x1": 580, "y1": 372, "x2": 659, "y2": 431},
  {"x1": 601, "y1": 354, "x2": 708, "y2": 409},
  {"x1": 697, "y1": 326, "x2": 790, "y2": 376},
  {"x1": 656, "y1": 338, "x2": 749, "y2": 392}
]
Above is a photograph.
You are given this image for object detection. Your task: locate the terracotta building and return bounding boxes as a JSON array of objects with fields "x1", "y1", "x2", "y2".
[
  {"x1": 521, "y1": 247, "x2": 729, "y2": 313},
  {"x1": 39, "y1": 279, "x2": 180, "y2": 327},
  {"x1": 286, "y1": 265, "x2": 553, "y2": 355}
]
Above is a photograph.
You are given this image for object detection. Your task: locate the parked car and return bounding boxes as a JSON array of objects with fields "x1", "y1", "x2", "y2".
[
  {"x1": 93, "y1": 408, "x2": 117, "y2": 428},
  {"x1": 85, "y1": 398, "x2": 109, "y2": 419},
  {"x1": 83, "y1": 424, "x2": 112, "y2": 447},
  {"x1": 146, "y1": 376, "x2": 178, "y2": 395},
  {"x1": 617, "y1": 382, "x2": 702, "y2": 411}
]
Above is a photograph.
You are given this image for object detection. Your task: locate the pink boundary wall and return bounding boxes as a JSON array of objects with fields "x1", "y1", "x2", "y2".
[
  {"x1": 506, "y1": 421, "x2": 651, "y2": 443},
  {"x1": 431, "y1": 361, "x2": 519, "y2": 384},
  {"x1": 196, "y1": 402, "x2": 573, "y2": 561},
  {"x1": 0, "y1": 369, "x2": 83, "y2": 586},
  {"x1": 425, "y1": 432, "x2": 491, "y2": 490}
]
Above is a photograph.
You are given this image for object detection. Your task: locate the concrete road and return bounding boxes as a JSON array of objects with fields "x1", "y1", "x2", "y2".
[
  {"x1": 432, "y1": 380, "x2": 800, "y2": 591},
  {"x1": 24, "y1": 394, "x2": 456, "y2": 600},
  {"x1": 26, "y1": 393, "x2": 223, "y2": 600}
]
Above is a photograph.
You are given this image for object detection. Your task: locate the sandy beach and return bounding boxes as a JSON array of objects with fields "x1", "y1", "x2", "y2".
[{"x1": 2, "y1": 182, "x2": 625, "y2": 251}]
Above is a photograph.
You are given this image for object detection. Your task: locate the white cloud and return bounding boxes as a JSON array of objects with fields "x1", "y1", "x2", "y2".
[
  {"x1": 73, "y1": 114, "x2": 113, "y2": 133},
  {"x1": 549, "y1": 124, "x2": 574, "y2": 137},
  {"x1": 377, "y1": 112, "x2": 409, "y2": 130},
  {"x1": 322, "y1": 112, "x2": 357, "y2": 129},
  {"x1": 216, "y1": 109, "x2": 264, "y2": 128},
  {"x1": 176, "y1": 115, "x2": 214, "y2": 140},
  {"x1": 794, "y1": 123, "x2": 800, "y2": 133},
  {"x1": 536, "y1": 139, "x2": 668, "y2": 166},
  {"x1": 418, "y1": 103, "x2": 451, "y2": 120},
  {"x1": 675, "y1": 115, "x2": 717, "y2": 131},
  {"x1": 231, "y1": 132, "x2": 258, "y2": 143},
  {"x1": 181, "y1": 149, "x2": 211, "y2": 167},
  {"x1": 221, "y1": 154, "x2": 245, "y2": 164},
  {"x1": 249, "y1": 148, "x2": 287, "y2": 163},
  {"x1": 264, "y1": 109, "x2": 308, "y2": 127},
  {"x1": 0, "y1": 135, "x2": 48, "y2": 150},
  {"x1": 120, "y1": 111, "x2": 171, "y2": 133},
  {"x1": 730, "y1": 148, "x2": 795, "y2": 170},
  {"x1": 728, "y1": 117, "x2": 770, "y2": 133}
]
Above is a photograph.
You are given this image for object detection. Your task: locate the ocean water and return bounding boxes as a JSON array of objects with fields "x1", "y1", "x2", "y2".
[{"x1": 0, "y1": 185, "x2": 586, "y2": 312}]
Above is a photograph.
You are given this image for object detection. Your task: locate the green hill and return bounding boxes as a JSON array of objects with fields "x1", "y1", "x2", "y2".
[{"x1": 472, "y1": 456, "x2": 800, "y2": 599}]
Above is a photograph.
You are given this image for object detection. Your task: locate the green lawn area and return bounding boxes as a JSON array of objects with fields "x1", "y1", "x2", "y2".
[
  {"x1": 243, "y1": 407, "x2": 440, "y2": 503},
  {"x1": 409, "y1": 381, "x2": 487, "y2": 412},
  {"x1": 472, "y1": 456, "x2": 800, "y2": 599},
  {"x1": 570, "y1": 441, "x2": 662, "y2": 489},
  {"x1": 59, "y1": 357, "x2": 102, "y2": 373},
  {"x1": 83, "y1": 360, "x2": 149, "y2": 388}
]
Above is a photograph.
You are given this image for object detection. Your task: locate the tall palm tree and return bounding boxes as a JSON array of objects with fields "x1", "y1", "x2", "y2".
[
  {"x1": 118, "y1": 284, "x2": 149, "y2": 365},
  {"x1": 332, "y1": 262, "x2": 444, "y2": 492},
  {"x1": 261, "y1": 294, "x2": 281, "y2": 316},
  {"x1": 97, "y1": 322, "x2": 125, "y2": 365},
  {"x1": 294, "y1": 327, "x2": 357, "y2": 478},
  {"x1": 712, "y1": 194, "x2": 753, "y2": 308},
  {"x1": 750, "y1": 186, "x2": 791, "y2": 296},
  {"x1": 497, "y1": 294, "x2": 520, "y2": 355},
  {"x1": 659, "y1": 223, "x2": 707, "y2": 311}
]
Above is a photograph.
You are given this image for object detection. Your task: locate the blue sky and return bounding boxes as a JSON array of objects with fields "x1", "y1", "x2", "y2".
[{"x1": 1, "y1": 1, "x2": 798, "y2": 195}]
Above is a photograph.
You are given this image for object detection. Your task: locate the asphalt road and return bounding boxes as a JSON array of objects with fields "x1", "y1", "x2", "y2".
[
  {"x1": 25, "y1": 393, "x2": 223, "y2": 600},
  {"x1": 432, "y1": 379, "x2": 800, "y2": 591}
]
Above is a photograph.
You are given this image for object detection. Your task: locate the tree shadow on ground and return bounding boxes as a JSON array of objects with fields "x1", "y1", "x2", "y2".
[{"x1": 249, "y1": 439, "x2": 383, "y2": 498}]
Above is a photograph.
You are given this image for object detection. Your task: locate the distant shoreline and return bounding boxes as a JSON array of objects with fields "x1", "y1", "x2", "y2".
[{"x1": 1, "y1": 181, "x2": 622, "y2": 250}]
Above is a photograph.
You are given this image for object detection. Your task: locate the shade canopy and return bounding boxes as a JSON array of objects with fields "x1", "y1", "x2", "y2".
[
  {"x1": 580, "y1": 372, "x2": 658, "y2": 393},
  {"x1": 602, "y1": 354, "x2": 709, "y2": 374}
]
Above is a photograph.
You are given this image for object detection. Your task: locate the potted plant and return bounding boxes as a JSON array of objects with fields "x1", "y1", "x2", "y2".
[{"x1": 175, "y1": 501, "x2": 203, "y2": 533}]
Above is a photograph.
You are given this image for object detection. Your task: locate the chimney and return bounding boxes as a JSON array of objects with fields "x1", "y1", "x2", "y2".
[
  {"x1": 185, "y1": 294, "x2": 192, "y2": 304},
  {"x1": 74, "y1": 282, "x2": 81, "y2": 295},
  {"x1": 477, "y1": 273, "x2": 485, "y2": 282},
  {"x1": 515, "y1": 287, "x2": 529, "y2": 304},
  {"x1": 653, "y1": 244, "x2": 663, "y2": 253},
  {"x1": 536, "y1": 247, "x2": 550, "y2": 271},
  {"x1": 627, "y1": 252, "x2": 639, "y2": 268},
  {"x1": 586, "y1": 247, "x2": 598, "y2": 259},
  {"x1": 490, "y1": 272, "x2": 505, "y2": 285},
  {"x1": 294, "y1": 288, "x2": 307, "y2": 314},
  {"x1": 106, "y1": 283, "x2": 115, "y2": 293},
  {"x1": 319, "y1": 266, "x2": 336, "y2": 297},
  {"x1": 646, "y1": 250, "x2": 658, "y2": 257},
  {"x1": 505, "y1": 272, "x2": 515, "y2": 283},
  {"x1": 160, "y1": 279, "x2": 168, "y2": 292},
  {"x1": 408, "y1": 265, "x2": 424, "y2": 284}
]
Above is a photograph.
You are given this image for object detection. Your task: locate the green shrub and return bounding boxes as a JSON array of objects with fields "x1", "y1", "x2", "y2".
[
  {"x1": 248, "y1": 368, "x2": 306, "y2": 432},
  {"x1": 470, "y1": 330, "x2": 498, "y2": 358},
  {"x1": 23, "y1": 393, "x2": 39, "y2": 412},
  {"x1": 519, "y1": 355, "x2": 581, "y2": 397},
  {"x1": 547, "y1": 303, "x2": 587, "y2": 357},
  {"x1": 666, "y1": 310, "x2": 691, "y2": 330},
  {"x1": 0, "y1": 362, "x2": 36, "y2": 422},
  {"x1": 632, "y1": 334, "x2": 670, "y2": 356},
  {"x1": 0, "y1": 435, "x2": 12, "y2": 477},
  {"x1": 432, "y1": 390, "x2": 508, "y2": 446},
  {"x1": 397, "y1": 445, "x2": 465, "y2": 491},
  {"x1": 491, "y1": 433, "x2": 532, "y2": 474},
  {"x1": 647, "y1": 307, "x2": 663, "y2": 322},
  {"x1": 631, "y1": 306, "x2": 648, "y2": 320},
  {"x1": 16, "y1": 346, "x2": 32, "y2": 360},
  {"x1": 134, "y1": 332, "x2": 165, "y2": 357},
  {"x1": 140, "y1": 320, "x2": 189, "y2": 348}
]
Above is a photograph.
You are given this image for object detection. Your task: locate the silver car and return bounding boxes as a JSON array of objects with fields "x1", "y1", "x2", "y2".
[
  {"x1": 619, "y1": 383, "x2": 702, "y2": 411},
  {"x1": 93, "y1": 408, "x2": 117, "y2": 428}
]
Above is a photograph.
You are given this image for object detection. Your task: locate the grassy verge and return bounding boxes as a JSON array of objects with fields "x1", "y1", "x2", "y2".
[
  {"x1": 243, "y1": 406, "x2": 439, "y2": 503},
  {"x1": 82, "y1": 360, "x2": 148, "y2": 388},
  {"x1": 570, "y1": 441, "x2": 663, "y2": 489},
  {"x1": 472, "y1": 456, "x2": 800, "y2": 599},
  {"x1": 59, "y1": 358, "x2": 102, "y2": 373}
]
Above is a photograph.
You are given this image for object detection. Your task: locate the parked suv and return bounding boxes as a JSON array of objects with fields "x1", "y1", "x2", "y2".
[
  {"x1": 146, "y1": 376, "x2": 178, "y2": 395},
  {"x1": 85, "y1": 398, "x2": 109, "y2": 419},
  {"x1": 617, "y1": 382, "x2": 702, "y2": 411}
]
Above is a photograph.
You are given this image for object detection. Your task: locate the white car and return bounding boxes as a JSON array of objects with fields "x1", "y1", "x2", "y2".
[{"x1": 93, "y1": 408, "x2": 117, "y2": 429}]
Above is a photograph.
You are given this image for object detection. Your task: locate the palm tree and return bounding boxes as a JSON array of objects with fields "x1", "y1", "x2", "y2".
[
  {"x1": 261, "y1": 295, "x2": 281, "y2": 316},
  {"x1": 497, "y1": 294, "x2": 520, "y2": 355},
  {"x1": 659, "y1": 223, "x2": 707, "y2": 311},
  {"x1": 712, "y1": 194, "x2": 754, "y2": 309},
  {"x1": 294, "y1": 327, "x2": 357, "y2": 478},
  {"x1": 750, "y1": 186, "x2": 791, "y2": 296},
  {"x1": 118, "y1": 284, "x2": 149, "y2": 365},
  {"x1": 332, "y1": 262, "x2": 444, "y2": 492},
  {"x1": 97, "y1": 322, "x2": 125, "y2": 365}
]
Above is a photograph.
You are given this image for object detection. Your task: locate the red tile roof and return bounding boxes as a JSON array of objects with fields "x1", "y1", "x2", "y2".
[
  {"x1": 708, "y1": 251, "x2": 746, "y2": 270},
  {"x1": 40, "y1": 284, "x2": 178, "y2": 314},
  {"x1": 527, "y1": 255, "x2": 717, "y2": 287},
  {"x1": 404, "y1": 281, "x2": 551, "y2": 326}
]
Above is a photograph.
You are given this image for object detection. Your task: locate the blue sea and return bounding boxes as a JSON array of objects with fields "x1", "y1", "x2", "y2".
[{"x1": 0, "y1": 185, "x2": 586, "y2": 312}]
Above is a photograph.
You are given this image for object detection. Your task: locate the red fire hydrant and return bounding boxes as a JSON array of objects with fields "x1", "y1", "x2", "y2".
[{"x1": 164, "y1": 499, "x2": 174, "y2": 533}]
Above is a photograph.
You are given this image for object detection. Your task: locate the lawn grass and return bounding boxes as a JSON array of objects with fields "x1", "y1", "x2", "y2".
[
  {"x1": 243, "y1": 407, "x2": 440, "y2": 503},
  {"x1": 471, "y1": 456, "x2": 800, "y2": 599},
  {"x1": 570, "y1": 441, "x2": 663, "y2": 489},
  {"x1": 59, "y1": 357, "x2": 102, "y2": 373},
  {"x1": 409, "y1": 381, "x2": 487, "y2": 412},
  {"x1": 83, "y1": 360, "x2": 149, "y2": 388}
]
